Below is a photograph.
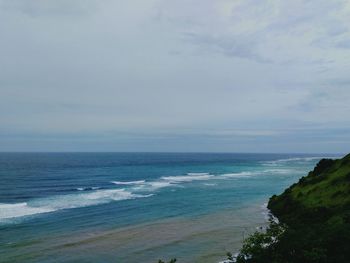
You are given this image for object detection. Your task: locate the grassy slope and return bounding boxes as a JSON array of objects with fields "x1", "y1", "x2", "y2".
[
  {"x1": 268, "y1": 154, "x2": 350, "y2": 224},
  {"x1": 161, "y1": 155, "x2": 350, "y2": 263},
  {"x1": 261, "y1": 154, "x2": 350, "y2": 262}
]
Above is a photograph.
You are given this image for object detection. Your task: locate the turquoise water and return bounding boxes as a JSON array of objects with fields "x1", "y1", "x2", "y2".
[{"x1": 0, "y1": 153, "x2": 339, "y2": 262}]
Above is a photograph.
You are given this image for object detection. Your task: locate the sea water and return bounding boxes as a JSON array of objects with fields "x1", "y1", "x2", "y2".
[{"x1": 0, "y1": 153, "x2": 339, "y2": 262}]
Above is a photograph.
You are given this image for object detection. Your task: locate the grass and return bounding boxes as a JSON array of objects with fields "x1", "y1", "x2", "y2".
[{"x1": 233, "y1": 153, "x2": 350, "y2": 263}]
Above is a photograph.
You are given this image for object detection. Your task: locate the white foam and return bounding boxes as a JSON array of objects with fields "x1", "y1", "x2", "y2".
[
  {"x1": 0, "y1": 203, "x2": 54, "y2": 220},
  {"x1": 0, "y1": 189, "x2": 151, "y2": 221},
  {"x1": 218, "y1": 252, "x2": 239, "y2": 263},
  {"x1": 130, "y1": 173, "x2": 215, "y2": 191},
  {"x1": 260, "y1": 202, "x2": 279, "y2": 223},
  {"x1": 147, "y1": 181, "x2": 173, "y2": 189},
  {"x1": 161, "y1": 174, "x2": 214, "y2": 183},
  {"x1": 187, "y1": 172, "x2": 210, "y2": 176},
  {"x1": 76, "y1": 187, "x2": 100, "y2": 191},
  {"x1": 111, "y1": 180, "x2": 146, "y2": 185},
  {"x1": 122, "y1": 180, "x2": 173, "y2": 192},
  {"x1": 264, "y1": 169, "x2": 290, "y2": 173},
  {"x1": 220, "y1": 172, "x2": 254, "y2": 178},
  {"x1": 261, "y1": 162, "x2": 279, "y2": 167},
  {"x1": 119, "y1": 171, "x2": 256, "y2": 192},
  {"x1": 262, "y1": 169, "x2": 294, "y2": 174},
  {"x1": 262, "y1": 156, "x2": 339, "y2": 166}
]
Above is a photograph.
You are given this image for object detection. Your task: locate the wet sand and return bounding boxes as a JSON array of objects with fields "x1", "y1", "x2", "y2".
[{"x1": 4, "y1": 202, "x2": 268, "y2": 263}]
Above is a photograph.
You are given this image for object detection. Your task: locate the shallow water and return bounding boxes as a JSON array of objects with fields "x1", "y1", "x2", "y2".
[{"x1": 0, "y1": 153, "x2": 338, "y2": 262}]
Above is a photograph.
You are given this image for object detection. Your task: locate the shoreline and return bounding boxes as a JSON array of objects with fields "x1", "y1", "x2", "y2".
[{"x1": 2, "y1": 201, "x2": 270, "y2": 263}]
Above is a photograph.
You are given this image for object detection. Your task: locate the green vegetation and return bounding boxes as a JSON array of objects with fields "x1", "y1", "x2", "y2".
[{"x1": 233, "y1": 153, "x2": 350, "y2": 263}]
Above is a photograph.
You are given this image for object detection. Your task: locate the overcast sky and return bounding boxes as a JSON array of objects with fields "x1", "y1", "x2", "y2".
[{"x1": 0, "y1": 0, "x2": 350, "y2": 153}]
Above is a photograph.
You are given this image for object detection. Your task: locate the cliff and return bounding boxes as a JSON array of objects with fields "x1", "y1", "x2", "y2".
[{"x1": 235, "y1": 154, "x2": 350, "y2": 263}]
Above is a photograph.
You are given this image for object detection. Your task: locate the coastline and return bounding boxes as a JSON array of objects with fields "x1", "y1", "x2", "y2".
[
  {"x1": 2, "y1": 201, "x2": 269, "y2": 263},
  {"x1": 1, "y1": 153, "x2": 325, "y2": 262},
  {"x1": 227, "y1": 155, "x2": 350, "y2": 263}
]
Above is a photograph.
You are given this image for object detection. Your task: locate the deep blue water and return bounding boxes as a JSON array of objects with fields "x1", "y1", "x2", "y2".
[{"x1": 0, "y1": 153, "x2": 340, "y2": 262}]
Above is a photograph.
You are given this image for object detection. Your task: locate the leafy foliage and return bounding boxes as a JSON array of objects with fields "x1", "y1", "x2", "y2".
[{"x1": 235, "y1": 154, "x2": 350, "y2": 263}]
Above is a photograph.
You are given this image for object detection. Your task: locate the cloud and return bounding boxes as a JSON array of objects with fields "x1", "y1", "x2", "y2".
[
  {"x1": 0, "y1": 0, "x2": 97, "y2": 16},
  {"x1": 335, "y1": 39, "x2": 350, "y2": 49},
  {"x1": 0, "y1": 0, "x2": 349, "y2": 152},
  {"x1": 183, "y1": 32, "x2": 272, "y2": 63},
  {"x1": 157, "y1": 0, "x2": 350, "y2": 64}
]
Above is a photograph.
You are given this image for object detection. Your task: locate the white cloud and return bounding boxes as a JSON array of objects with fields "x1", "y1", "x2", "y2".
[
  {"x1": 0, "y1": 0, "x2": 98, "y2": 16},
  {"x1": 0, "y1": 0, "x2": 349, "y2": 152}
]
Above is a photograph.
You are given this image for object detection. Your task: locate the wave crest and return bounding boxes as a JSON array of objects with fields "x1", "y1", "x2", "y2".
[
  {"x1": 111, "y1": 180, "x2": 146, "y2": 185},
  {"x1": 161, "y1": 174, "x2": 214, "y2": 183},
  {"x1": 0, "y1": 189, "x2": 151, "y2": 221}
]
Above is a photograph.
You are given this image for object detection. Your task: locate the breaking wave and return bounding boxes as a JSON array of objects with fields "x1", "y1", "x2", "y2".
[
  {"x1": 262, "y1": 156, "x2": 339, "y2": 166},
  {"x1": 1, "y1": 167, "x2": 298, "y2": 223},
  {"x1": 161, "y1": 174, "x2": 214, "y2": 183},
  {"x1": 0, "y1": 189, "x2": 151, "y2": 221},
  {"x1": 111, "y1": 180, "x2": 146, "y2": 185}
]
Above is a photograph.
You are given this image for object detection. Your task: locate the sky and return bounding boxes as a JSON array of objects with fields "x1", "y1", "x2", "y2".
[{"x1": 0, "y1": 0, "x2": 350, "y2": 153}]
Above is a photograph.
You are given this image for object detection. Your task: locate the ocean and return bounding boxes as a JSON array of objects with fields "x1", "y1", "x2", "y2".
[{"x1": 0, "y1": 153, "x2": 339, "y2": 263}]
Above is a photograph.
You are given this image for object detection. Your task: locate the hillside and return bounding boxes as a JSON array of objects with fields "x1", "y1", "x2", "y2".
[
  {"x1": 269, "y1": 154, "x2": 350, "y2": 224},
  {"x1": 234, "y1": 154, "x2": 350, "y2": 263}
]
